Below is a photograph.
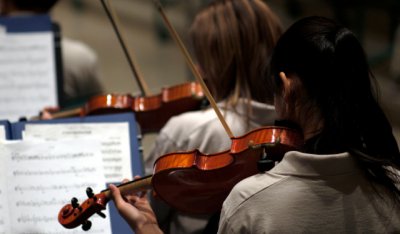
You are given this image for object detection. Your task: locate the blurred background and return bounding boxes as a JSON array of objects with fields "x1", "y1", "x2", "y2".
[{"x1": 50, "y1": 0, "x2": 400, "y2": 151}]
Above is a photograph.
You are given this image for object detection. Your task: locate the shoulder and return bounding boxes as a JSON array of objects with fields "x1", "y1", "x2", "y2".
[
  {"x1": 62, "y1": 38, "x2": 97, "y2": 62},
  {"x1": 161, "y1": 108, "x2": 219, "y2": 135},
  {"x1": 158, "y1": 108, "x2": 230, "y2": 151},
  {"x1": 230, "y1": 99, "x2": 277, "y2": 127},
  {"x1": 221, "y1": 172, "x2": 288, "y2": 219},
  {"x1": 218, "y1": 172, "x2": 288, "y2": 233}
]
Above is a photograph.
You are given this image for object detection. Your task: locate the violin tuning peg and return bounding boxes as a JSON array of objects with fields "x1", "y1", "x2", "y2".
[
  {"x1": 71, "y1": 197, "x2": 82, "y2": 211},
  {"x1": 82, "y1": 220, "x2": 92, "y2": 231},
  {"x1": 71, "y1": 197, "x2": 79, "y2": 208},
  {"x1": 96, "y1": 211, "x2": 106, "y2": 219},
  {"x1": 86, "y1": 187, "x2": 94, "y2": 198}
]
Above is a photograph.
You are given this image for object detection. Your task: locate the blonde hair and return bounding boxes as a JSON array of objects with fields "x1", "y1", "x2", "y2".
[{"x1": 189, "y1": 0, "x2": 282, "y2": 107}]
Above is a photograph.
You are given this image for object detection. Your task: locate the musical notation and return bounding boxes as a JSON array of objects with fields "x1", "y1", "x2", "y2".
[
  {"x1": 11, "y1": 152, "x2": 93, "y2": 162},
  {"x1": 14, "y1": 183, "x2": 99, "y2": 194},
  {"x1": 16, "y1": 198, "x2": 65, "y2": 208},
  {"x1": 13, "y1": 166, "x2": 97, "y2": 177},
  {"x1": 0, "y1": 30, "x2": 58, "y2": 121},
  {"x1": 0, "y1": 140, "x2": 112, "y2": 233},
  {"x1": 24, "y1": 122, "x2": 133, "y2": 182}
]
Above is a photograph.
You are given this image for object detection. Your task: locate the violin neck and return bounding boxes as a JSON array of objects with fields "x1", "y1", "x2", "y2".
[
  {"x1": 102, "y1": 175, "x2": 153, "y2": 198},
  {"x1": 30, "y1": 107, "x2": 82, "y2": 121},
  {"x1": 51, "y1": 108, "x2": 82, "y2": 119}
]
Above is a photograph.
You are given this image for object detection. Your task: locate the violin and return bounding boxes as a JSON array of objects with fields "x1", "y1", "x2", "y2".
[
  {"x1": 35, "y1": 0, "x2": 207, "y2": 134},
  {"x1": 41, "y1": 81, "x2": 204, "y2": 134},
  {"x1": 58, "y1": 126, "x2": 303, "y2": 230}
]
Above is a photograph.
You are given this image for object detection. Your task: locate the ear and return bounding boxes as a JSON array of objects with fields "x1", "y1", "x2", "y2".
[{"x1": 279, "y1": 72, "x2": 292, "y2": 102}]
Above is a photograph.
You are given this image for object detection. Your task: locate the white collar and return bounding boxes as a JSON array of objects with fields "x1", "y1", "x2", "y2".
[{"x1": 271, "y1": 151, "x2": 361, "y2": 176}]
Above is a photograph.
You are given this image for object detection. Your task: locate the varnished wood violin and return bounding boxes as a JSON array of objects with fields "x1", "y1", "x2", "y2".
[
  {"x1": 58, "y1": 126, "x2": 303, "y2": 230},
  {"x1": 39, "y1": 82, "x2": 204, "y2": 133}
]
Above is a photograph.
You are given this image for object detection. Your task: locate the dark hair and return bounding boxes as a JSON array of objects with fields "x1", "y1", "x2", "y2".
[
  {"x1": 270, "y1": 16, "x2": 400, "y2": 200},
  {"x1": 12, "y1": 0, "x2": 58, "y2": 13},
  {"x1": 189, "y1": 0, "x2": 282, "y2": 105}
]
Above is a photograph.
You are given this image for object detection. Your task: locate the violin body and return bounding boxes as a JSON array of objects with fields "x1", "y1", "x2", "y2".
[
  {"x1": 58, "y1": 126, "x2": 303, "y2": 229},
  {"x1": 152, "y1": 126, "x2": 303, "y2": 214},
  {"x1": 47, "y1": 82, "x2": 204, "y2": 133}
]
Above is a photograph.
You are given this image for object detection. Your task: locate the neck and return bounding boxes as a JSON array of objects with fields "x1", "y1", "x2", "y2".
[
  {"x1": 296, "y1": 104, "x2": 324, "y2": 141},
  {"x1": 301, "y1": 118, "x2": 324, "y2": 141}
]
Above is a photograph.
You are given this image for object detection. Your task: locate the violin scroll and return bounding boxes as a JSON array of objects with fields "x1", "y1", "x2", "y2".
[
  {"x1": 58, "y1": 187, "x2": 108, "y2": 231},
  {"x1": 58, "y1": 177, "x2": 152, "y2": 230}
]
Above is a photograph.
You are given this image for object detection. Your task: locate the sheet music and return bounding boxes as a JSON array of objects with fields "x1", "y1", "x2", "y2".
[
  {"x1": 0, "y1": 151, "x2": 10, "y2": 234},
  {"x1": 0, "y1": 126, "x2": 6, "y2": 140},
  {"x1": 0, "y1": 30, "x2": 57, "y2": 121},
  {"x1": 24, "y1": 123, "x2": 133, "y2": 183},
  {"x1": 0, "y1": 140, "x2": 112, "y2": 234}
]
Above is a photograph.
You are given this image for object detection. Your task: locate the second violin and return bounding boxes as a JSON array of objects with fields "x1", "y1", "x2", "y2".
[
  {"x1": 40, "y1": 81, "x2": 205, "y2": 134},
  {"x1": 83, "y1": 82, "x2": 204, "y2": 133}
]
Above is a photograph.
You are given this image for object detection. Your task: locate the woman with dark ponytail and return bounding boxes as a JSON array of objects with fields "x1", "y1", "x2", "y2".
[
  {"x1": 219, "y1": 16, "x2": 400, "y2": 233},
  {"x1": 268, "y1": 15, "x2": 400, "y2": 199},
  {"x1": 109, "y1": 16, "x2": 400, "y2": 233}
]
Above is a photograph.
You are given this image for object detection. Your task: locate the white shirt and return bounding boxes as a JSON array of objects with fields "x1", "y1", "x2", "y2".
[
  {"x1": 62, "y1": 38, "x2": 103, "y2": 103},
  {"x1": 219, "y1": 151, "x2": 400, "y2": 233}
]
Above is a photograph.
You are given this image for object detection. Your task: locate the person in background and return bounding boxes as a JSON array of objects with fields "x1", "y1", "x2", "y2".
[
  {"x1": 143, "y1": 0, "x2": 282, "y2": 233},
  {"x1": 0, "y1": 0, "x2": 104, "y2": 106},
  {"x1": 110, "y1": 16, "x2": 400, "y2": 233}
]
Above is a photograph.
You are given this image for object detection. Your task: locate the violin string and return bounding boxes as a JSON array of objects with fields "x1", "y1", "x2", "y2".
[
  {"x1": 101, "y1": 0, "x2": 152, "y2": 96},
  {"x1": 101, "y1": 175, "x2": 153, "y2": 198},
  {"x1": 152, "y1": 0, "x2": 234, "y2": 138}
]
